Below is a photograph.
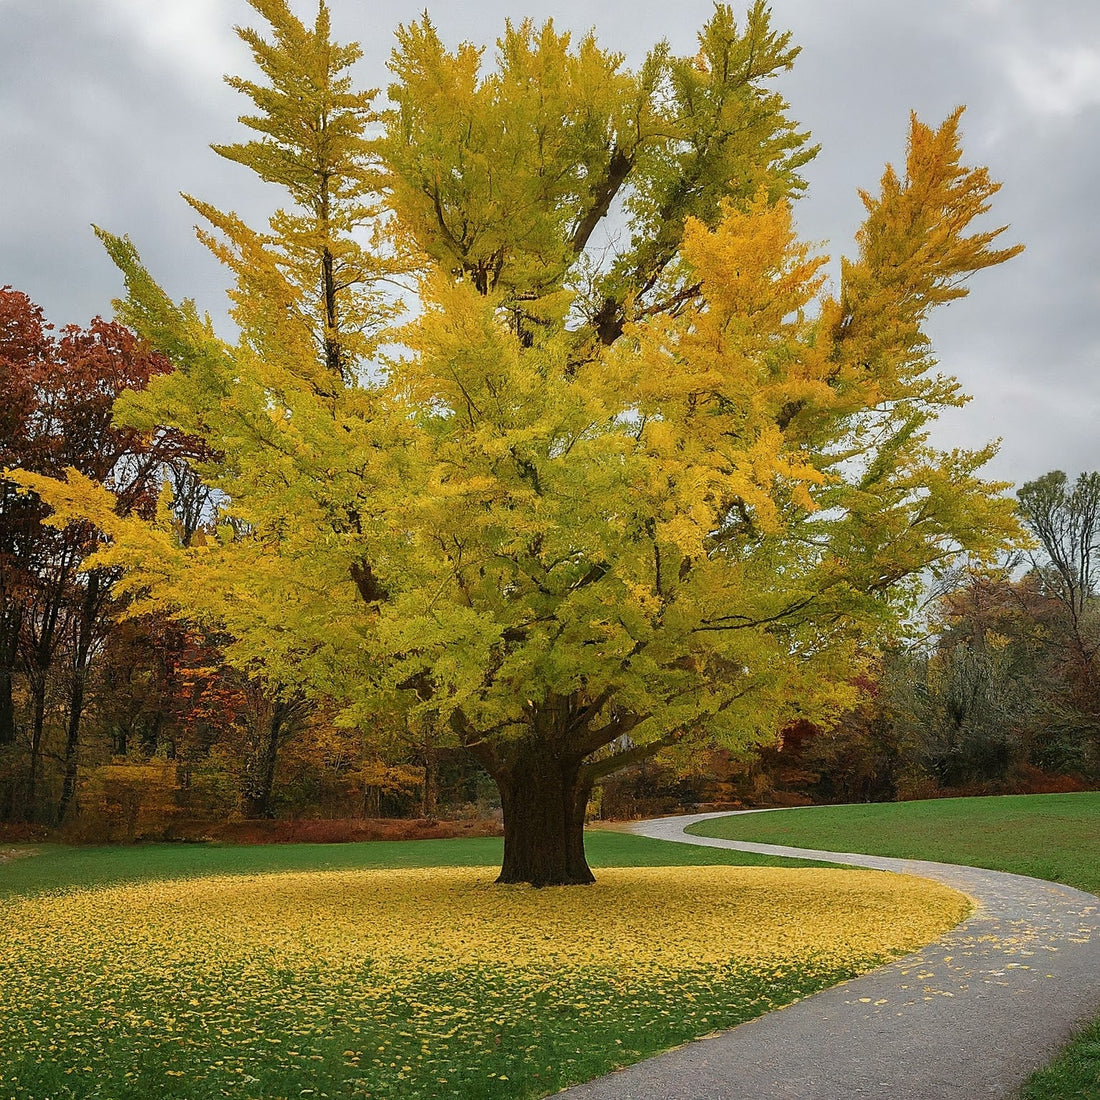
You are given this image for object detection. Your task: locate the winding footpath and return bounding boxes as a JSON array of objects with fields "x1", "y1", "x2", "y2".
[{"x1": 560, "y1": 811, "x2": 1100, "y2": 1099}]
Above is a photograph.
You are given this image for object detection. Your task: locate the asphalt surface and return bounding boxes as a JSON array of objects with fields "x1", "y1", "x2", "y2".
[{"x1": 558, "y1": 811, "x2": 1100, "y2": 1099}]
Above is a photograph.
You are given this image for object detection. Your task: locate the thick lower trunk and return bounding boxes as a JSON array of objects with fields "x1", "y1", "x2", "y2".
[{"x1": 492, "y1": 740, "x2": 594, "y2": 887}]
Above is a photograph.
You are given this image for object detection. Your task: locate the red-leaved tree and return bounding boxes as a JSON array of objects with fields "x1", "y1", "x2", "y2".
[{"x1": 0, "y1": 286, "x2": 195, "y2": 822}]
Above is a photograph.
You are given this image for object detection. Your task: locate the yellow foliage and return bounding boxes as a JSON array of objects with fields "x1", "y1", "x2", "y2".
[{"x1": 13, "y1": 2, "x2": 1026, "y2": 885}]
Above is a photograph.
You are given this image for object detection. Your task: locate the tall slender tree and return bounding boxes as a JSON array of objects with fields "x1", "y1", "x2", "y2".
[
  {"x1": 1016, "y1": 471, "x2": 1100, "y2": 764},
  {"x1": 0, "y1": 289, "x2": 48, "y2": 751}
]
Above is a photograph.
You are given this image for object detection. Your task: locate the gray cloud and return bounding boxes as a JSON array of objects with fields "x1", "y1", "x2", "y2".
[{"x1": 1, "y1": 0, "x2": 1097, "y2": 490}]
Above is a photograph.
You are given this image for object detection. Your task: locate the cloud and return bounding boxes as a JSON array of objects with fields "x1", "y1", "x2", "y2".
[
  {"x1": 1003, "y1": 43, "x2": 1100, "y2": 117},
  {"x1": 1, "y1": 0, "x2": 1096, "y2": 492},
  {"x1": 91, "y1": 0, "x2": 247, "y2": 96}
]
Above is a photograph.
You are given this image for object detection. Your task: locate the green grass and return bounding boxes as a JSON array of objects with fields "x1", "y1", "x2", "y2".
[
  {"x1": 690, "y1": 791, "x2": 1100, "y2": 1099},
  {"x1": 0, "y1": 930, "x2": 874, "y2": 1100},
  {"x1": 0, "y1": 828, "x2": 826, "y2": 900},
  {"x1": 687, "y1": 792, "x2": 1100, "y2": 893},
  {"x1": 0, "y1": 830, "x2": 849, "y2": 1100},
  {"x1": 1020, "y1": 1016, "x2": 1100, "y2": 1100},
  {"x1": 8, "y1": 801, "x2": 1088, "y2": 1100}
]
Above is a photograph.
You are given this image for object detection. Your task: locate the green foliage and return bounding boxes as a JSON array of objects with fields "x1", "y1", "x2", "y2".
[
  {"x1": 203, "y1": 0, "x2": 396, "y2": 379},
  {"x1": 380, "y1": 1, "x2": 813, "y2": 321}
]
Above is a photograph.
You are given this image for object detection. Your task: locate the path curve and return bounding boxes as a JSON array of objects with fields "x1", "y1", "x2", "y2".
[{"x1": 560, "y1": 810, "x2": 1100, "y2": 1099}]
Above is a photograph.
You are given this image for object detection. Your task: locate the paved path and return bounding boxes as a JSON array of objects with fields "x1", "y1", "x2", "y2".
[{"x1": 560, "y1": 811, "x2": 1100, "y2": 1099}]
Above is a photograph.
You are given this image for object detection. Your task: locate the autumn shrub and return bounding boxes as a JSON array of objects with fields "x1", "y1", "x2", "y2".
[
  {"x1": 67, "y1": 761, "x2": 180, "y2": 843},
  {"x1": 0, "y1": 822, "x2": 47, "y2": 843}
]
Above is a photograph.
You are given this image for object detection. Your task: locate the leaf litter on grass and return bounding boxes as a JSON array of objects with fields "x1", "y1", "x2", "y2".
[{"x1": 0, "y1": 865, "x2": 968, "y2": 1099}]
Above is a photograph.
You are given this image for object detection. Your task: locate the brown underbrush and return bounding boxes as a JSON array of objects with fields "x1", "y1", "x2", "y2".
[
  {"x1": 0, "y1": 823, "x2": 49, "y2": 843},
  {"x1": 170, "y1": 816, "x2": 503, "y2": 845}
]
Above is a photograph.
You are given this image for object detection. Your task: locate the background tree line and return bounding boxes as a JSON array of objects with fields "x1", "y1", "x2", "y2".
[
  {"x1": 0, "y1": 285, "x2": 470, "y2": 836},
  {"x1": 2, "y1": 279, "x2": 1094, "y2": 836},
  {"x1": 607, "y1": 473, "x2": 1100, "y2": 816}
]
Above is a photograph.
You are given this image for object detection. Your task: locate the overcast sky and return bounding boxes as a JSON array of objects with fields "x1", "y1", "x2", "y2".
[{"x1": 2, "y1": 0, "x2": 1098, "y2": 491}]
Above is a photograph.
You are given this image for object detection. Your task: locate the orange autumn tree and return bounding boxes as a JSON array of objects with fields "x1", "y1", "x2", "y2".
[{"x1": 19, "y1": 2, "x2": 1022, "y2": 884}]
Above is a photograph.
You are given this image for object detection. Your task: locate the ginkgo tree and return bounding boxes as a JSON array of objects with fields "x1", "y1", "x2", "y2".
[{"x1": 17, "y1": 0, "x2": 1022, "y2": 885}]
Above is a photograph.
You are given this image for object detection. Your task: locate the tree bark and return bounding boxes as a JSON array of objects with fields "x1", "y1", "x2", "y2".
[
  {"x1": 243, "y1": 715, "x2": 281, "y2": 819},
  {"x1": 420, "y1": 743, "x2": 439, "y2": 818},
  {"x1": 0, "y1": 666, "x2": 15, "y2": 747},
  {"x1": 24, "y1": 666, "x2": 47, "y2": 821},
  {"x1": 56, "y1": 571, "x2": 102, "y2": 825},
  {"x1": 489, "y1": 736, "x2": 595, "y2": 887},
  {"x1": 242, "y1": 696, "x2": 299, "y2": 818},
  {"x1": 0, "y1": 609, "x2": 20, "y2": 746},
  {"x1": 55, "y1": 663, "x2": 85, "y2": 824}
]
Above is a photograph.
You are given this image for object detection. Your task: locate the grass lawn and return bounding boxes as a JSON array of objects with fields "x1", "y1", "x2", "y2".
[
  {"x1": 0, "y1": 829, "x2": 830, "y2": 900},
  {"x1": 689, "y1": 791, "x2": 1100, "y2": 1099},
  {"x1": 687, "y1": 791, "x2": 1100, "y2": 894},
  {"x1": 0, "y1": 830, "x2": 965, "y2": 1100}
]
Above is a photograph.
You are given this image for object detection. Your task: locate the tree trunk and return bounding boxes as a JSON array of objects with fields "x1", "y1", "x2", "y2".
[
  {"x1": 491, "y1": 738, "x2": 595, "y2": 887},
  {"x1": 55, "y1": 666, "x2": 85, "y2": 824},
  {"x1": 242, "y1": 703, "x2": 285, "y2": 818},
  {"x1": 0, "y1": 665, "x2": 15, "y2": 747},
  {"x1": 56, "y1": 573, "x2": 102, "y2": 825},
  {"x1": 420, "y1": 743, "x2": 438, "y2": 818},
  {"x1": 24, "y1": 669, "x2": 47, "y2": 821},
  {"x1": 0, "y1": 612, "x2": 19, "y2": 746}
]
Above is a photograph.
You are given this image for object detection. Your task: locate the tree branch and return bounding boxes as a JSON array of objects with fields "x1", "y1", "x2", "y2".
[
  {"x1": 694, "y1": 594, "x2": 817, "y2": 632},
  {"x1": 579, "y1": 732, "x2": 678, "y2": 785},
  {"x1": 570, "y1": 147, "x2": 635, "y2": 255}
]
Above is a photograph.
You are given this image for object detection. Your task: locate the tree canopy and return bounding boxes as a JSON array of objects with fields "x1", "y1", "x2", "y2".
[
  {"x1": 15, "y1": 0, "x2": 1023, "y2": 884},
  {"x1": 1018, "y1": 470, "x2": 1100, "y2": 625}
]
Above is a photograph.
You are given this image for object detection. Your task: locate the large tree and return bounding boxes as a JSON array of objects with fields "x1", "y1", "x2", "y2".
[{"x1": 20, "y1": 2, "x2": 1022, "y2": 882}]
